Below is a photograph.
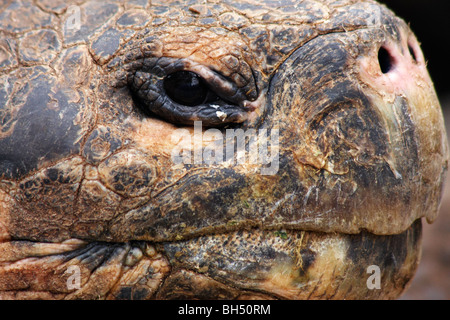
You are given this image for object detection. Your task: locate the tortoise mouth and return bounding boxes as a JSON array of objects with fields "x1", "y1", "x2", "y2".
[
  {"x1": 0, "y1": 219, "x2": 422, "y2": 300},
  {"x1": 156, "y1": 219, "x2": 422, "y2": 299}
]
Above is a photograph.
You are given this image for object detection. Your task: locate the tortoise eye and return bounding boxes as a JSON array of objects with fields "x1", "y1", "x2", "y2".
[
  {"x1": 163, "y1": 71, "x2": 208, "y2": 106},
  {"x1": 126, "y1": 57, "x2": 254, "y2": 126}
]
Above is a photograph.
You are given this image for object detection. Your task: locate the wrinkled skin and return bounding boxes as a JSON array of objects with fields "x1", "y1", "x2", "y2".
[{"x1": 0, "y1": 0, "x2": 448, "y2": 300}]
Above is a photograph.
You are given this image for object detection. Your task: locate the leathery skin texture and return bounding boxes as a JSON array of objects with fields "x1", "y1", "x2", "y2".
[{"x1": 0, "y1": 0, "x2": 448, "y2": 299}]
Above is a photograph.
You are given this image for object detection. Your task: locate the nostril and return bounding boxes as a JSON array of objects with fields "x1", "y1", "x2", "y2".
[
  {"x1": 378, "y1": 47, "x2": 395, "y2": 74},
  {"x1": 408, "y1": 43, "x2": 418, "y2": 63}
]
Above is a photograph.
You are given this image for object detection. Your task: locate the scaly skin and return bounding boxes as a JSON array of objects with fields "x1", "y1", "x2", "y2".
[{"x1": 0, "y1": 0, "x2": 447, "y2": 299}]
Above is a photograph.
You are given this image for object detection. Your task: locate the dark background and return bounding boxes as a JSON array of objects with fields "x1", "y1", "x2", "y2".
[{"x1": 378, "y1": 1, "x2": 450, "y2": 300}]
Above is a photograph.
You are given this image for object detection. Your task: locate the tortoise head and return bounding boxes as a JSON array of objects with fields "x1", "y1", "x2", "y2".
[{"x1": 0, "y1": 0, "x2": 447, "y2": 299}]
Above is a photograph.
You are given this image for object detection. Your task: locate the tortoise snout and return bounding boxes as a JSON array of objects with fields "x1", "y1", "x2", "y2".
[{"x1": 265, "y1": 17, "x2": 448, "y2": 235}]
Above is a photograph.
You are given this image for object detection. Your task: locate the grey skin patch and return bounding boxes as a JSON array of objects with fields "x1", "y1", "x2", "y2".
[
  {"x1": 35, "y1": 0, "x2": 69, "y2": 15},
  {"x1": 116, "y1": 10, "x2": 151, "y2": 29},
  {"x1": 127, "y1": 0, "x2": 149, "y2": 9},
  {"x1": 18, "y1": 29, "x2": 62, "y2": 65},
  {"x1": 0, "y1": 1, "x2": 56, "y2": 33},
  {"x1": 0, "y1": 68, "x2": 83, "y2": 180},
  {"x1": 64, "y1": 2, "x2": 120, "y2": 45},
  {"x1": 0, "y1": 37, "x2": 18, "y2": 70},
  {"x1": 90, "y1": 28, "x2": 121, "y2": 65}
]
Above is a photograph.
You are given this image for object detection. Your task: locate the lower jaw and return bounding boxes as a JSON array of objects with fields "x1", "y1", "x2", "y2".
[
  {"x1": 159, "y1": 219, "x2": 422, "y2": 300},
  {"x1": 0, "y1": 220, "x2": 422, "y2": 300}
]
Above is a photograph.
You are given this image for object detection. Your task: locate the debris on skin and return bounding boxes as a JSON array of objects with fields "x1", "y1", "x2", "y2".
[{"x1": 216, "y1": 110, "x2": 227, "y2": 121}]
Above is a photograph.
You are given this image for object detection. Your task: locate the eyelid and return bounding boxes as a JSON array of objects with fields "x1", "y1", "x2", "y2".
[
  {"x1": 147, "y1": 58, "x2": 249, "y2": 106},
  {"x1": 184, "y1": 61, "x2": 246, "y2": 106},
  {"x1": 127, "y1": 57, "x2": 258, "y2": 126}
]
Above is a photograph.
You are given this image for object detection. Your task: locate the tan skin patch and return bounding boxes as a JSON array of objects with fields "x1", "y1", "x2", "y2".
[
  {"x1": 260, "y1": 233, "x2": 349, "y2": 300},
  {"x1": 129, "y1": 117, "x2": 192, "y2": 156},
  {"x1": 128, "y1": 107, "x2": 263, "y2": 157},
  {"x1": 0, "y1": 189, "x2": 10, "y2": 242}
]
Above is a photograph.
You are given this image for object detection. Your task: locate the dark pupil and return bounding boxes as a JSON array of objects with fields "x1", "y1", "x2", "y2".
[{"x1": 164, "y1": 71, "x2": 208, "y2": 106}]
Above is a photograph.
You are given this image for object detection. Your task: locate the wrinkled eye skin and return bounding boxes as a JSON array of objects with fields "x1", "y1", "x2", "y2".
[{"x1": 126, "y1": 57, "x2": 258, "y2": 126}]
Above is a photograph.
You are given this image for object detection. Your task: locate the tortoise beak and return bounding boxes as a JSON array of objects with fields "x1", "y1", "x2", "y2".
[{"x1": 159, "y1": 220, "x2": 422, "y2": 299}]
